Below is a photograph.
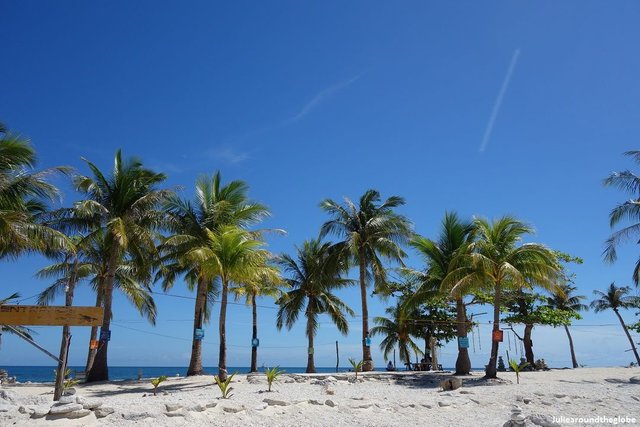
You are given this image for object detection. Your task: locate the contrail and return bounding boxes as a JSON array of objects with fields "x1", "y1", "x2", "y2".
[{"x1": 479, "y1": 49, "x2": 521, "y2": 152}]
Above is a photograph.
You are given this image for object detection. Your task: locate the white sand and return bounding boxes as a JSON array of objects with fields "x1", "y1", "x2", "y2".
[{"x1": 1, "y1": 367, "x2": 639, "y2": 426}]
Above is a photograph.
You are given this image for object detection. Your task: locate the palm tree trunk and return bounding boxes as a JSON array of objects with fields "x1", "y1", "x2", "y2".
[
  {"x1": 614, "y1": 308, "x2": 640, "y2": 365},
  {"x1": 523, "y1": 323, "x2": 535, "y2": 366},
  {"x1": 54, "y1": 259, "x2": 78, "y2": 401},
  {"x1": 454, "y1": 298, "x2": 471, "y2": 375},
  {"x1": 306, "y1": 303, "x2": 316, "y2": 373},
  {"x1": 564, "y1": 324, "x2": 579, "y2": 368},
  {"x1": 187, "y1": 277, "x2": 207, "y2": 376},
  {"x1": 359, "y1": 251, "x2": 373, "y2": 371},
  {"x1": 485, "y1": 281, "x2": 501, "y2": 379},
  {"x1": 218, "y1": 278, "x2": 229, "y2": 381},
  {"x1": 85, "y1": 283, "x2": 103, "y2": 374},
  {"x1": 87, "y1": 248, "x2": 119, "y2": 383},
  {"x1": 250, "y1": 293, "x2": 258, "y2": 373}
]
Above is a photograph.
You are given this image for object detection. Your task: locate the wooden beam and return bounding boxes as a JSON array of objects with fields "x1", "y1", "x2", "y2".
[{"x1": 0, "y1": 305, "x2": 103, "y2": 326}]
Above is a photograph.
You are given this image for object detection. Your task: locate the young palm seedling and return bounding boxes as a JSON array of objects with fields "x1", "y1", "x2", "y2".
[
  {"x1": 509, "y1": 359, "x2": 529, "y2": 384},
  {"x1": 214, "y1": 373, "x2": 236, "y2": 399},
  {"x1": 151, "y1": 375, "x2": 168, "y2": 396},
  {"x1": 264, "y1": 366, "x2": 285, "y2": 392},
  {"x1": 349, "y1": 358, "x2": 364, "y2": 380},
  {"x1": 53, "y1": 369, "x2": 80, "y2": 393}
]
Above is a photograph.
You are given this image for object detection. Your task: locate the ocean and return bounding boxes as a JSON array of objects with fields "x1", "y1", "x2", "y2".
[{"x1": 1, "y1": 366, "x2": 381, "y2": 383}]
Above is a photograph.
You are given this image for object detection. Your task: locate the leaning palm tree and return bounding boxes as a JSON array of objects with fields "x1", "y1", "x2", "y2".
[
  {"x1": 64, "y1": 150, "x2": 170, "y2": 382},
  {"x1": 232, "y1": 261, "x2": 283, "y2": 372},
  {"x1": 604, "y1": 151, "x2": 640, "y2": 286},
  {"x1": 590, "y1": 283, "x2": 640, "y2": 365},
  {"x1": 371, "y1": 302, "x2": 422, "y2": 367},
  {"x1": 0, "y1": 122, "x2": 71, "y2": 259},
  {"x1": 547, "y1": 284, "x2": 587, "y2": 368},
  {"x1": 409, "y1": 212, "x2": 476, "y2": 375},
  {"x1": 320, "y1": 190, "x2": 412, "y2": 371},
  {"x1": 189, "y1": 226, "x2": 270, "y2": 381},
  {"x1": 445, "y1": 216, "x2": 559, "y2": 379},
  {"x1": 160, "y1": 172, "x2": 270, "y2": 376},
  {"x1": 276, "y1": 240, "x2": 354, "y2": 373},
  {"x1": 0, "y1": 293, "x2": 36, "y2": 339}
]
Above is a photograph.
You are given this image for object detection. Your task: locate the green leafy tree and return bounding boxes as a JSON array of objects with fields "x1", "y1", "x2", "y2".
[
  {"x1": 320, "y1": 190, "x2": 412, "y2": 371},
  {"x1": 0, "y1": 122, "x2": 71, "y2": 259},
  {"x1": 444, "y1": 216, "x2": 559, "y2": 378},
  {"x1": 276, "y1": 240, "x2": 354, "y2": 373},
  {"x1": 603, "y1": 151, "x2": 640, "y2": 285},
  {"x1": 160, "y1": 172, "x2": 270, "y2": 376},
  {"x1": 590, "y1": 283, "x2": 640, "y2": 365},
  {"x1": 66, "y1": 150, "x2": 170, "y2": 382},
  {"x1": 409, "y1": 212, "x2": 476, "y2": 374}
]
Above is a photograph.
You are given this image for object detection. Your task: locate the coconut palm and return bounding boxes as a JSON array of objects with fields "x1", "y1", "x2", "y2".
[
  {"x1": 160, "y1": 172, "x2": 270, "y2": 376},
  {"x1": 0, "y1": 122, "x2": 71, "y2": 259},
  {"x1": 547, "y1": 284, "x2": 587, "y2": 368},
  {"x1": 590, "y1": 283, "x2": 640, "y2": 365},
  {"x1": 276, "y1": 240, "x2": 354, "y2": 373},
  {"x1": 603, "y1": 151, "x2": 640, "y2": 285},
  {"x1": 63, "y1": 150, "x2": 170, "y2": 382},
  {"x1": 445, "y1": 216, "x2": 559, "y2": 378},
  {"x1": 36, "y1": 231, "x2": 157, "y2": 373},
  {"x1": 187, "y1": 226, "x2": 271, "y2": 381},
  {"x1": 370, "y1": 302, "x2": 422, "y2": 367},
  {"x1": 409, "y1": 211, "x2": 475, "y2": 375},
  {"x1": 231, "y1": 259, "x2": 283, "y2": 372},
  {"x1": 319, "y1": 190, "x2": 412, "y2": 371}
]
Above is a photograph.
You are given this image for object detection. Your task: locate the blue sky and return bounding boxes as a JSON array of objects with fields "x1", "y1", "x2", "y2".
[{"x1": 1, "y1": 1, "x2": 640, "y2": 370}]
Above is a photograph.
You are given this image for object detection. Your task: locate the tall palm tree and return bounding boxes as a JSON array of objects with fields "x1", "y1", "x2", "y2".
[
  {"x1": 604, "y1": 151, "x2": 640, "y2": 285},
  {"x1": 186, "y1": 226, "x2": 270, "y2": 381},
  {"x1": 0, "y1": 122, "x2": 71, "y2": 259},
  {"x1": 66, "y1": 150, "x2": 170, "y2": 382},
  {"x1": 590, "y1": 283, "x2": 640, "y2": 365},
  {"x1": 276, "y1": 240, "x2": 354, "y2": 373},
  {"x1": 547, "y1": 284, "x2": 587, "y2": 368},
  {"x1": 371, "y1": 302, "x2": 422, "y2": 367},
  {"x1": 160, "y1": 172, "x2": 270, "y2": 376},
  {"x1": 232, "y1": 259, "x2": 283, "y2": 372},
  {"x1": 445, "y1": 216, "x2": 559, "y2": 379},
  {"x1": 36, "y1": 231, "x2": 157, "y2": 373},
  {"x1": 320, "y1": 190, "x2": 412, "y2": 371},
  {"x1": 409, "y1": 212, "x2": 476, "y2": 375}
]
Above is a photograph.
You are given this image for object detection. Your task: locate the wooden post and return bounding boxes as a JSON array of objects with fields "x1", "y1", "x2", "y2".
[{"x1": 335, "y1": 341, "x2": 339, "y2": 372}]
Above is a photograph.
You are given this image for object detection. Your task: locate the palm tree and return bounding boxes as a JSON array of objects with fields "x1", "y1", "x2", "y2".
[
  {"x1": 0, "y1": 293, "x2": 36, "y2": 339},
  {"x1": 36, "y1": 231, "x2": 157, "y2": 373},
  {"x1": 603, "y1": 151, "x2": 640, "y2": 285},
  {"x1": 590, "y1": 283, "x2": 640, "y2": 365},
  {"x1": 276, "y1": 240, "x2": 354, "y2": 373},
  {"x1": 320, "y1": 190, "x2": 412, "y2": 371},
  {"x1": 66, "y1": 150, "x2": 170, "y2": 382},
  {"x1": 160, "y1": 172, "x2": 270, "y2": 376},
  {"x1": 371, "y1": 302, "x2": 422, "y2": 368},
  {"x1": 409, "y1": 212, "x2": 475, "y2": 375},
  {"x1": 188, "y1": 226, "x2": 270, "y2": 381},
  {"x1": 445, "y1": 216, "x2": 559, "y2": 378},
  {"x1": 0, "y1": 122, "x2": 71, "y2": 259},
  {"x1": 232, "y1": 259, "x2": 283, "y2": 372},
  {"x1": 547, "y1": 284, "x2": 587, "y2": 368}
]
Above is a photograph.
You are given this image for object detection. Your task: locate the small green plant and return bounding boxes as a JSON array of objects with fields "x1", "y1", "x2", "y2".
[
  {"x1": 264, "y1": 366, "x2": 285, "y2": 392},
  {"x1": 349, "y1": 358, "x2": 364, "y2": 379},
  {"x1": 151, "y1": 375, "x2": 167, "y2": 396},
  {"x1": 53, "y1": 369, "x2": 80, "y2": 392},
  {"x1": 509, "y1": 359, "x2": 529, "y2": 384},
  {"x1": 214, "y1": 373, "x2": 236, "y2": 399}
]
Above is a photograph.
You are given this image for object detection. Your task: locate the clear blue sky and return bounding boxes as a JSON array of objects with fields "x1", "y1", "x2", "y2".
[{"x1": 1, "y1": 1, "x2": 639, "y2": 369}]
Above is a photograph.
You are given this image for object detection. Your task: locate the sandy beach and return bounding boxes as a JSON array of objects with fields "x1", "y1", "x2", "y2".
[{"x1": 0, "y1": 367, "x2": 638, "y2": 426}]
